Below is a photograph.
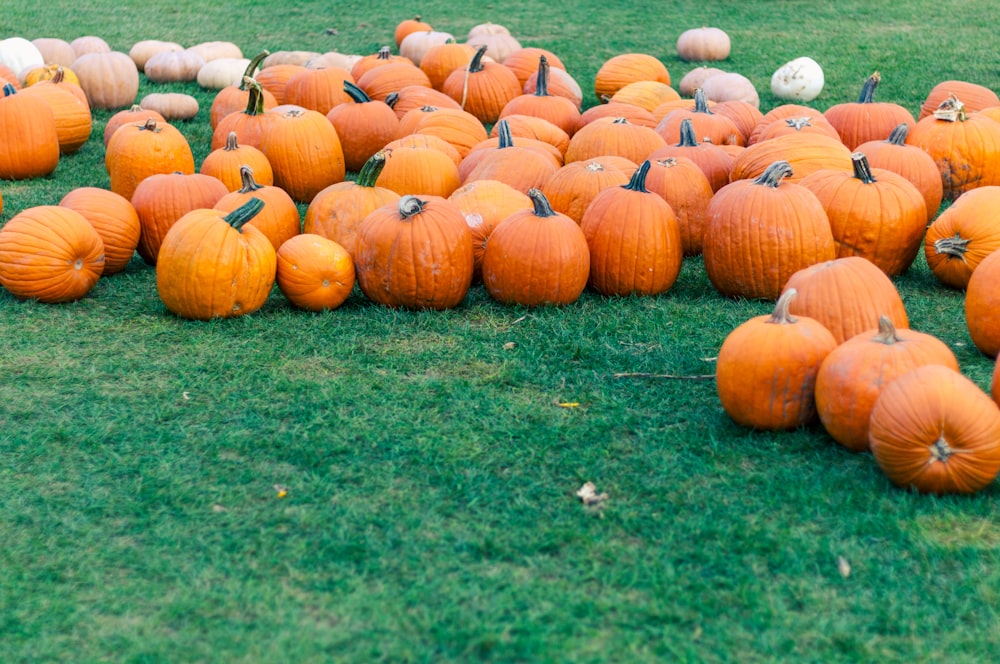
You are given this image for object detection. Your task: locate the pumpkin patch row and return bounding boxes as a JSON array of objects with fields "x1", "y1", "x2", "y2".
[{"x1": 3, "y1": 21, "x2": 1000, "y2": 497}]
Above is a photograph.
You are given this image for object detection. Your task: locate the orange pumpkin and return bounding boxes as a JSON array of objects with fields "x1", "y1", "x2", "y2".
[
  {"x1": 354, "y1": 195, "x2": 473, "y2": 310},
  {"x1": 214, "y1": 166, "x2": 301, "y2": 252},
  {"x1": 103, "y1": 104, "x2": 165, "y2": 146},
  {"x1": 0, "y1": 206, "x2": 105, "y2": 303},
  {"x1": 211, "y1": 79, "x2": 276, "y2": 150},
  {"x1": 655, "y1": 88, "x2": 743, "y2": 146},
  {"x1": 199, "y1": 131, "x2": 273, "y2": 192},
  {"x1": 648, "y1": 118, "x2": 735, "y2": 193},
  {"x1": 855, "y1": 123, "x2": 944, "y2": 223},
  {"x1": 303, "y1": 151, "x2": 400, "y2": 259},
  {"x1": 703, "y1": 160, "x2": 836, "y2": 300},
  {"x1": 918, "y1": 80, "x2": 1000, "y2": 120},
  {"x1": 326, "y1": 81, "x2": 400, "y2": 173},
  {"x1": 357, "y1": 61, "x2": 432, "y2": 103},
  {"x1": 59, "y1": 187, "x2": 141, "y2": 275},
  {"x1": 781, "y1": 256, "x2": 909, "y2": 345},
  {"x1": 564, "y1": 116, "x2": 666, "y2": 164},
  {"x1": 441, "y1": 44, "x2": 522, "y2": 125},
  {"x1": 715, "y1": 288, "x2": 838, "y2": 430},
  {"x1": 641, "y1": 156, "x2": 714, "y2": 256},
  {"x1": 965, "y1": 248, "x2": 1000, "y2": 357},
  {"x1": 923, "y1": 186, "x2": 1000, "y2": 289},
  {"x1": 823, "y1": 71, "x2": 916, "y2": 149},
  {"x1": 481, "y1": 189, "x2": 590, "y2": 307},
  {"x1": 448, "y1": 179, "x2": 532, "y2": 282},
  {"x1": 729, "y1": 132, "x2": 853, "y2": 184},
  {"x1": 156, "y1": 198, "x2": 277, "y2": 320},
  {"x1": 816, "y1": 316, "x2": 959, "y2": 451},
  {"x1": 580, "y1": 160, "x2": 683, "y2": 296},
  {"x1": 275, "y1": 234, "x2": 355, "y2": 312},
  {"x1": 869, "y1": 364, "x2": 1000, "y2": 495},
  {"x1": 594, "y1": 53, "x2": 671, "y2": 102},
  {"x1": 259, "y1": 105, "x2": 346, "y2": 203},
  {"x1": 283, "y1": 65, "x2": 355, "y2": 114},
  {"x1": 498, "y1": 56, "x2": 580, "y2": 137},
  {"x1": 540, "y1": 157, "x2": 632, "y2": 225},
  {"x1": 208, "y1": 52, "x2": 278, "y2": 129},
  {"x1": 132, "y1": 172, "x2": 230, "y2": 265},
  {"x1": 460, "y1": 119, "x2": 559, "y2": 194},
  {"x1": 17, "y1": 68, "x2": 91, "y2": 154},
  {"x1": 419, "y1": 41, "x2": 477, "y2": 91},
  {"x1": 0, "y1": 83, "x2": 59, "y2": 180},
  {"x1": 105, "y1": 118, "x2": 195, "y2": 201}
]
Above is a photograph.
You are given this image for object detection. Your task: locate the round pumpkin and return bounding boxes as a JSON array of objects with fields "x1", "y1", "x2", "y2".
[
  {"x1": 156, "y1": 198, "x2": 277, "y2": 320},
  {"x1": 676, "y1": 27, "x2": 731, "y2": 62},
  {"x1": 923, "y1": 186, "x2": 1000, "y2": 289},
  {"x1": 0, "y1": 206, "x2": 105, "y2": 303},
  {"x1": 0, "y1": 83, "x2": 59, "y2": 180},
  {"x1": 869, "y1": 364, "x2": 1000, "y2": 495},
  {"x1": 214, "y1": 166, "x2": 301, "y2": 252},
  {"x1": 276, "y1": 234, "x2": 355, "y2": 312},
  {"x1": 58, "y1": 187, "x2": 141, "y2": 275},
  {"x1": 815, "y1": 316, "x2": 959, "y2": 452},
  {"x1": 965, "y1": 248, "x2": 1000, "y2": 358},
  {"x1": 715, "y1": 288, "x2": 838, "y2": 430}
]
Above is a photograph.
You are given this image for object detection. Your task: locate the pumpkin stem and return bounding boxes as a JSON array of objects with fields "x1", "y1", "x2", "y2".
[
  {"x1": 223, "y1": 196, "x2": 266, "y2": 230},
  {"x1": 3, "y1": 82, "x2": 16, "y2": 97},
  {"x1": 468, "y1": 44, "x2": 488, "y2": 74},
  {"x1": 851, "y1": 151, "x2": 877, "y2": 184},
  {"x1": 753, "y1": 160, "x2": 794, "y2": 188},
  {"x1": 243, "y1": 78, "x2": 266, "y2": 116},
  {"x1": 885, "y1": 123, "x2": 910, "y2": 145},
  {"x1": 376, "y1": 45, "x2": 393, "y2": 61},
  {"x1": 224, "y1": 131, "x2": 240, "y2": 151},
  {"x1": 385, "y1": 91, "x2": 399, "y2": 108},
  {"x1": 527, "y1": 188, "x2": 559, "y2": 217},
  {"x1": 623, "y1": 160, "x2": 652, "y2": 193},
  {"x1": 239, "y1": 50, "x2": 270, "y2": 89},
  {"x1": 693, "y1": 88, "x2": 713, "y2": 114},
  {"x1": 933, "y1": 95, "x2": 967, "y2": 122},
  {"x1": 356, "y1": 150, "x2": 388, "y2": 188},
  {"x1": 784, "y1": 116, "x2": 816, "y2": 130},
  {"x1": 343, "y1": 80, "x2": 373, "y2": 104},
  {"x1": 534, "y1": 56, "x2": 550, "y2": 97},
  {"x1": 929, "y1": 436, "x2": 959, "y2": 463},
  {"x1": 767, "y1": 288, "x2": 798, "y2": 324},
  {"x1": 236, "y1": 165, "x2": 265, "y2": 194},
  {"x1": 857, "y1": 71, "x2": 880, "y2": 104},
  {"x1": 872, "y1": 315, "x2": 902, "y2": 344},
  {"x1": 677, "y1": 118, "x2": 700, "y2": 147},
  {"x1": 398, "y1": 195, "x2": 427, "y2": 219},
  {"x1": 933, "y1": 233, "x2": 971, "y2": 259},
  {"x1": 51, "y1": 67, "x2": 66, "y2": 84},
  {"x1": 139, "y1": 118, "x2": 162, "y2": 133},
  {"x1": 496, "y1": 118, "x2": 514, "y2": 148}
]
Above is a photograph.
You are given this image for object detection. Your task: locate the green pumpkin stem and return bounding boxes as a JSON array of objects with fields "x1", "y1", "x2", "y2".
[
  {"x1": 872, "y1": 315, "x2": 902, "y2": 344},
  {"x1": 243, "y1": 78, "x2": 266, "y2": 116},
  {"x1": 850, "y1": 151, "x2": 877, "y2": 184},
  {"x1": 527, "y1": 188, "x2": 558, "y2": 217},
  {"x1": 398, "y1": 195, "x2": 427, "y2": 219},
  {"x1": 624, "y1": 160, "x2": 652, "y2": 193},
  {"x1": 754, "y1": 160, "x2": 794, "y2": 188},
  {"x1": 343, "y1": 80, "x2": 373, "y2": 104},
  {"x1": 677, "y1": 118, "x2": 700, "y2": 147},
  {"x1": 384, "y1": 91, "x2": 399, "y2": 108},
  {"x1": 356, "y1": 150, "x2": 388, "y2": 187},
  {"x1": 3, "y1": 82, "x2": 16, "y2": 97},
  {"x1": 934, "y1": 232, "x2": 971, "y2": 258},
  {"x1": 886, "y1": 122, "x2": 910, "y2": 145},
  {"x1": 857, "y1": 71, "x2": 881, "y2": 104},
  {"x1": 767, "y1": 288, "x2": 798, "y2": 325},
  {"x1": 534, "y1": 56, "x2": 550, "y2": 97},
  {"x1": 468, "y1": 44, "x2": 489, "y2": 74},
  {"x1": 224, "y1": 196, "x2": 265, "y2": 230},
  {"x1": 239, "y1": 50, "x2": 270, "y2": 89},
  {"x1": 236, "y1": 166, "x2": 265, "y2": 194}
]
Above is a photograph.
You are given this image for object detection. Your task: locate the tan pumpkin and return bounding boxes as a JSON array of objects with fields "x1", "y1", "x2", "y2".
[{"x1": 71, "y1": 51, "x2": 139, "y2": 110}]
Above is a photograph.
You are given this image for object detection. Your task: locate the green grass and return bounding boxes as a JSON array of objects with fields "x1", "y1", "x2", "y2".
[{"x1": 3, "y1": 1, "x2": 1000, "y2": 662}]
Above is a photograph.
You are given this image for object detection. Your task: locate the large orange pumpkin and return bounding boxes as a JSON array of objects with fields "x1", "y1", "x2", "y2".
[
  {"x1": 869, "y1": 364, "x2": 1000, "y2": 495},
  {"x1": 354, "y1": 195, "x2": 473, "y2": 310},
  {"x1": 156, "y1": 198, "x2": 277, "y2": 320},
  {"x1": 441, "y1": 44, "x2": 522, "y2": 125},
  {"x1": 259, "y1": 105, "x2": 346, "y2": 203},
  {"x1": 923, "y1": 186, "x2": 1000, "y2": 289},
  {"x1": 0, "y1": 206, "x2": 105, "y2": 302},
  {"x1": 132, "y1": 172, "x2": 230, "y2": 265},
  {"x1": 815, "y1": 316, "x2": 959, "y2": 452},
  {"x1": 703, "y1": 160, "x2": 836, "y2": 300},
  {"x1": 855, "y1": 123, "x2": 944, "y2": 223},
  {"x1": 822, "y1": 71, "x2": 916, "y2": 150},
  {"x1": 715, "y1": 288, "x2": 838, "y2": 430},
  {"x1": 0, "y1": 82, "x2": 59, "y2": 180},
  {"x1": 58, "y1": 187, "x2": 141, "y2": 275},
  {"x1": 214, "y1": 166, "x2": 300, "y2": 252},
  {"x1": 965, "y1": 248, "x2": 1000, "y2": 357},
  {"x1": 105, "y1": 118, "x2": 195, "y2": 201}
]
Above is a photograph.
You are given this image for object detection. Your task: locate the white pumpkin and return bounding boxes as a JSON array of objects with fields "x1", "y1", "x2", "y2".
[
  {"x1": 197, "y1": 57, "x2": 251, "y2": 89},
  {"x1": 771, "y1": 56, "x2": 824, "y2": 102},
  {"x1": 0, "y1": 37, "x2": 44, "y2": 76}
]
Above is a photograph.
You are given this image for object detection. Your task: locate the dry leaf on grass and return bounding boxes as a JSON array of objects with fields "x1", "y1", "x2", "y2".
[
  {"x1": 837, "y1": 555, "x2": 851, "y2": 578},
  {"x1": 576, "y1": 482, "x2": 608, "y2": 506}
]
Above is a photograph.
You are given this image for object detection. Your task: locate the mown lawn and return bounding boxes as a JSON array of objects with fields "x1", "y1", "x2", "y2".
[{"x1": 2, "y1": 1, "x2": 1000, "y2": 662}]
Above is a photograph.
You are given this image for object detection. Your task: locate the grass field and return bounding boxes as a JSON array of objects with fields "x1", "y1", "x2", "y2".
[{"x1": 3, "y1": 1, "x2": 1000, "y2": 662}]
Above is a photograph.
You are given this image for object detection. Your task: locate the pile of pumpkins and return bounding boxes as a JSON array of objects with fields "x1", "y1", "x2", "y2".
[{"x1": 1, "y1": 22, "x2": 999, "y2": 495}]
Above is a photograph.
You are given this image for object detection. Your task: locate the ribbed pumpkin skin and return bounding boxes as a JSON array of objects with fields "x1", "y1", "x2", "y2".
[
  {"x1": 105, "y1": 118, "x2": 195, "y2": 201},
  {"x1": 441, "y1": 46, "x2": 522, "y2": 125},
  {"x1": 580, "y1": 161, "x2": 683, "y2": 296},
  {"x1": 448, "y1": 179, "x2": 532, "y2": 281},
  {"x1": 923, "y1": 186, "x2": 1000, "y2": 289},
  {"x1": 540, "y1": 158, "x2": 631, "y2": 224},
  {"x1": 822, "y1": 72, "x2": 916, "y2": 150},
  {"x1": 965, "y1": 249, "x2": 1000, "y2": 358},
  {"x1": 869, "y1": 365, "x2": 1000, "y2": 495},
  {"x1": 132, "y1": 172, "x2": 230, "y2": 265},
  {"x1": 907, "y1": 98, "x2": 1000, "y2": 201},
  {"x1": 19, "y1": 78, "x2": 92, "y2": 154},
  {"x1": 798, "y1": 154, "x2": 928, "y2": 276},
  {"x1": 703, "y1": 161, "x2": 836, "y2": 300},
  {"x1": 58, "y1": 187, "x2": 140, "y2": 275},
  {"x1": 355, "y1": 195, "x2": 473, "y2": 310},
  {"x1": 594, "y1": 53, "x2": 671, "y2": 101},
  {"x1": 564, "y1": 116, "x2": 667, "y2": 165},
  {"x1": 276, "y1": 233, "x2": 355, "y2": 312},
  {"x1": 816, "y1": 317, "x2": 959, "y2": 452},
  {"x1": 199, "y1": 132, "x2": 273, "y2": 192},
  {"x1": 993, "y1": 358, "x2": 1000, "y2": 408},
  {"x1": 729, "y1": 132, "x2": 853, "y2": 184},
  {"x1": 259, "y1": 106, "x2": 346, "y2": 203},
  {"x1": 481, "y1": 190, "x2": 590, "y2": 307},
  {"x1": 156, "y1": 202, "x2": 277, "y2": 320},
  {"x1": 0, "y1": 84, "x2": 60, "y2": 180},
  {"x1": 856, "y1": 123, "x2": 944, "y2": 223},
  {"x1": 918, "y1": 80, "x2": 1000, "y2": 120},
  {"x1": 213, "y1": 167, "x2": 301, "y2": 252},
  {"x1": 0, "y1": 206, "x2": 105, "y2": 303},
  {"x1": 715, "y1": 289, "x2": 838, "y2": 431},
  {"x1": 782, "y1": 256, "x2": 909, "y2": 345},
  {"x1": 642, "y1": 156, "x2": 714, "y2": 256},
  {"x1": 376, "y1": 145, "x2": 462, "y2": 198},
  {"x1": 283, "y1": 66, "x2": 355, "y2": 114}
]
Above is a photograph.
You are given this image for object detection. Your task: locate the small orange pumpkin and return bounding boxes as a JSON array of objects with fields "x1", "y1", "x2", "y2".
[
  {"x1": 276, "y1": 234, "x2": 355, "y2": 312},
  {"x1": 965, "y1": 248, "x2": 1000, "y2": 358}
]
